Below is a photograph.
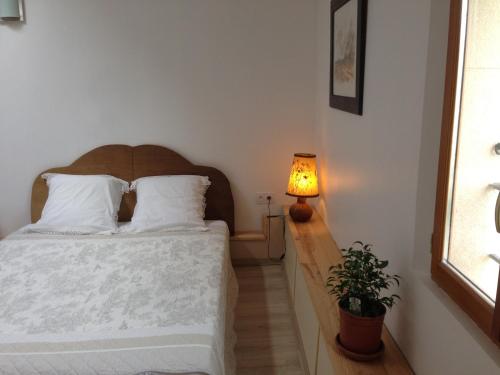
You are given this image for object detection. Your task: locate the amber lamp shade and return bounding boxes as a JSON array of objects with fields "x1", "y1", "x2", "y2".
[{"x1": 286, "y1": 153, "x2": 319, "y2": 222}]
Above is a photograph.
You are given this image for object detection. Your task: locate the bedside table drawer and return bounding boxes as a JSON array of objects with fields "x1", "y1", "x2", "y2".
[
  {"x1": 284, "y1": 223, "x2": 297, "y2": 302},
  {"x1": 317, "y1": 332, "x2": 336, "y2": 375},
  {"x1": 294, "y1": 265, "x2": 320, "y2": 375}
]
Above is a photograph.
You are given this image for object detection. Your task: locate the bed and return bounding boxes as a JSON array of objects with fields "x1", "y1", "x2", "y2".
[{"x1": 0, "y1": 145, "x2": 238, "y2": 375}]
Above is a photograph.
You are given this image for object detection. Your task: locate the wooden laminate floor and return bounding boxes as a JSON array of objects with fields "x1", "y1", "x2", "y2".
[{"x1": 234, "y1": 265, "x2": 306, "y2": 375}]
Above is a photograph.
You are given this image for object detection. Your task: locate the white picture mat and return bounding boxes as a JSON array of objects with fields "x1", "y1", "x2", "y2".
[{"x1": 333, "y1": 0, "x2": 358, "y2": 98}]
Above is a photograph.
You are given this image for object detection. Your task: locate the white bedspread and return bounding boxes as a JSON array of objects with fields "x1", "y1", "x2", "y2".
[{"x1": 0, "y1": 222, "x2": 237, "y2": 375}]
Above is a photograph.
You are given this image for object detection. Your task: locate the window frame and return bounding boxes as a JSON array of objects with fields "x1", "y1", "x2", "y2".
[{"x1": 431, "y1": 0, "x2": 500, "y2": 344}]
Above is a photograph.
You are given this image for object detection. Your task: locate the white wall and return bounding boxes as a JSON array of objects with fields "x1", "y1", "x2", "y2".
[
  {"x1": 315, "y1": 0, "x2": 500, "y2": 374},
  {"x1": 0, "y1": 0, "x2": 317, "y2": 237}
]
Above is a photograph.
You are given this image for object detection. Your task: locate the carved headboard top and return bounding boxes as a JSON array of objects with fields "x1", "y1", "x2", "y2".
[{"x1": 31, "y1": 144, "x2": 235, "y2": 234}]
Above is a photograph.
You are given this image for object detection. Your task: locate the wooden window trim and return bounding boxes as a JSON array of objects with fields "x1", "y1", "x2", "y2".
[{"x1": 431, "y1": 0, "x2": 499, "y2": 344}]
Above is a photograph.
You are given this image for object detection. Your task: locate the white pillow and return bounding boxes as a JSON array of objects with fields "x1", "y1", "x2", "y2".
[
  {"x1": 24, "y1": 174, "x2": 129, "y2": 234},
  {"x1": 122, "y1": 175, "x2": 211, "y2": 233}
]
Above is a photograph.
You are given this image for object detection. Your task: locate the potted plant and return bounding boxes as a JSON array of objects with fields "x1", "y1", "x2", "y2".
[{"x1": 326, "y1": 241, "x2": 401, "y2": 360}]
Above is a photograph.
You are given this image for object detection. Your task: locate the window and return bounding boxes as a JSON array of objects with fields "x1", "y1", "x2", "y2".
[{"x1": 432, "y1": 0, "x2": 500, "y2": 343}]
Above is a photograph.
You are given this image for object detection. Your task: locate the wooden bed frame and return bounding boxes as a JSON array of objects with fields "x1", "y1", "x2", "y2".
[{"x1": 31, "y1": 144, "x2": 235, "y2": 235}]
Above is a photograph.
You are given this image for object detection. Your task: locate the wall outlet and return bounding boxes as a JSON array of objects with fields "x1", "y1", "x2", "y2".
[{"x1": 256, "y1": 192, "x2": 273, "y2": 205}]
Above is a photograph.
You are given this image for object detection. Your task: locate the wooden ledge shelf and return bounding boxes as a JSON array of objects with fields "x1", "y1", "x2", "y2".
[{"x1": 283, "y1": 207, "x2": 413, "y2": 375}]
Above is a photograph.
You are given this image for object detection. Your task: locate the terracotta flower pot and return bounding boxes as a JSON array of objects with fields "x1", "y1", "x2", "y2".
[{"x1": 338, "y1": 303, "x2": 385, "y2": 355}]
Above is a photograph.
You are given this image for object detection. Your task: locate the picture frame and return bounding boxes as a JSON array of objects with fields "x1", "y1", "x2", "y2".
[{"x1": 329, "y1": 0, "x2": 367, "y2": 115}]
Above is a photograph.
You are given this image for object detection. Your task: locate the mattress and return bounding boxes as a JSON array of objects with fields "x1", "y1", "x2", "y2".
[{"x1": 0, "y1": 221, "x2": 238, "y2": 375}]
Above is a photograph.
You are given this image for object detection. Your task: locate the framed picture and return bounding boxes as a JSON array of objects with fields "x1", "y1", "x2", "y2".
[{"x1": 329, "y1": 0, "x2": 367, "y2": 115}]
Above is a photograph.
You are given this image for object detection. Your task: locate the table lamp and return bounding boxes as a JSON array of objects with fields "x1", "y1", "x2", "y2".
[{"x1": 286, "y1": 153, "x2": 319, "y2": 222}]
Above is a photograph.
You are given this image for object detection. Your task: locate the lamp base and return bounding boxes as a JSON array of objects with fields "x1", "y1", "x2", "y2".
[{"x1": 289, "y1": 197, "x2": 313, "y2": 222}]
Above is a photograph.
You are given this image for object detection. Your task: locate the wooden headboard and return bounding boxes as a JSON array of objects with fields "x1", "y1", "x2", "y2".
[{"x1": 31, "y1": 144, "x2": 235, "y2": 235}]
